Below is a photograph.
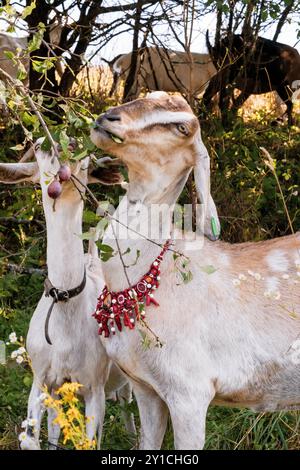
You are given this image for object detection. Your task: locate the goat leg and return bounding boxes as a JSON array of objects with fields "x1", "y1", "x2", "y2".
[
  {"x1": 47, "y1": 393, "x2": 61, "y2": 450},
  {"x1": 85, "y1": 385, "x2": 106, "y2": 450},
  {"x1": 117, "y1": 382, "x2": 136, "y2": 436},
  {"x1": 20, "y1": 378, "x2": 45, "y2": 450},
  {"x1": 133, "y1": 382, "x2": 169, "y2": 450}
]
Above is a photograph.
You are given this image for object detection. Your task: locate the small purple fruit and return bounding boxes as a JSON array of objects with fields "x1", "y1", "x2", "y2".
[
  {"x1": 58, "y1": 164, "x2": 72, "y2": 182},
  {"x1": 48, "y1": 180, "x2": 62, "y2": 199}
]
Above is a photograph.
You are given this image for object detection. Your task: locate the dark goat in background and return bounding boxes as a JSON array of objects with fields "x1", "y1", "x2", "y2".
[{"x1": 203, "y1": 32, "x2": 300, "y2": 125}]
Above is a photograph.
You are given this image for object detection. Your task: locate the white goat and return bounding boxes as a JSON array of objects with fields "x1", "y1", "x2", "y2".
[
  {"x1": 109, "y1": 46, "x2": 216, "y2": 99},
  {"x1": 90, "y1": 91, "x2": 300, "y2": 450},
  {"x1": 0, "y1": 142, "x2": 135, "y2": 449}
]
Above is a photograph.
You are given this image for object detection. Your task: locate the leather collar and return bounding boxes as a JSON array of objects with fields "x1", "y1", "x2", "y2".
[{"x1": 44, "y1": 268, "x2": 87, "y2": 345}]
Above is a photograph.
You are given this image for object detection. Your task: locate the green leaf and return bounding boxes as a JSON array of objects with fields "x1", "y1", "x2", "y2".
[
  {"x1": 180, "y1": 270, "x2": 193, "y2": 284},
  {"x1": 41, "y1": 138, "x2": 51, "y2": 152},
  {"x1": 32, "y1": 58, "x2": 55, "y2": 74},
  {"x1": 3, "y1": 51, "x2": 15, "y2": 60},
  {"x1": 59, "y1": 130, "x2": 70, "y2": 155},
  {"x1": 98, "y1": 243, "x2": 114, "y2": 253},
  {"x1": 78, "y1": 231, "x2": 96, "y2": 240},
  {"x1": 138, "y1": 329, "x2": 152, "y2": 351},
  {"x1": 21, "y1": 111, "x2": 40, "y2": 131},
  {"x1": 200, "y1": 265, "x2": 217, "y2": 275},
  {"x1": 23, "y1": 375, "x2": 33, "y2": 388},
  {"x1": 93, "y1": 219, "x2": 109, "y2": 239},
  {"x1": 21, "y1": 0, "x2": 36, "y2": 19},
  {"x1": 17, "y1": 63, "x2": 27, "y2": 81},
  {"x1": 72, "y1": 149, "x2": 88, "y2": 161},
  {"x1": 100, "y1": 251, "x2": 115, "y2": 262}
]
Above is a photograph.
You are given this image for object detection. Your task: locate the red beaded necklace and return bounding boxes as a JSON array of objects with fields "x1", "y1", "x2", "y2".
[{"x1": 93, "y1": 240, "x2": 171, "y2": 337}]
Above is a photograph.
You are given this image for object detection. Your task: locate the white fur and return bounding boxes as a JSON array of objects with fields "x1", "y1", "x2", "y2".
[
  {"x1": 126, "y1": 110, "x2": 195, "y2": 131},
  {"x1": 266, "y1": 249, "x2": 289, "y2": 272},
  {"x1": 91, "y1": 94, "x2": 300, "y2": 450},
  {"x1": 0, "y1": 146, "x2": 135, "y2": 449}
]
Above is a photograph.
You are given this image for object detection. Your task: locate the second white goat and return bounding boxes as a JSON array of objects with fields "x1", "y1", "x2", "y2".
[{"x1": 0, "y1": 140, "x2": 135, "y2": 449}]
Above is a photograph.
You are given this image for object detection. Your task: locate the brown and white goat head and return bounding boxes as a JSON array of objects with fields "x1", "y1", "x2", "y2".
[{"x1": 91, "y1": 91, "x2": 220, "y2": 240}]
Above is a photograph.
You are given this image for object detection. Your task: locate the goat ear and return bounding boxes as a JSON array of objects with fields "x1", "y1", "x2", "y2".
[
  {"x1": 0, "y1": 162, "x2": 39, "y2": 184},
  {"x1": 194, "y1": 131, "x2": 220, "y2": 241},
  {"x1": 88, "y1": 157, "x2": 124, "y2": 185}
]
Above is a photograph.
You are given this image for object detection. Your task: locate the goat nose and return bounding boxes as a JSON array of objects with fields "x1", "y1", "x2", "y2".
[
  {"x1": 105, "y1": 114, "x2": 121, "y2": 122},
  {"x1": 94, "y1": 115, "x2": 104, "y2": 127},
  {"x1": 93, "y1": 112, "x2": 121, "y2": 130}
]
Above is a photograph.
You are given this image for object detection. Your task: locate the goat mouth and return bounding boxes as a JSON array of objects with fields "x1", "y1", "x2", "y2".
[
  {"x1": 108, "y1": 132, "x2": 123, "y2": 144},
  {"x1": 93, "y1": 124, "x2": 124, "y2": 144}
]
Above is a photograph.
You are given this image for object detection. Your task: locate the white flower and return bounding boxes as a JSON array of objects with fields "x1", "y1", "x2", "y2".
[
  {"x1": 273, "y1": 291, "x2": 281, "y2": 300},
  {"x1": 9, "y1": 332, "x2": 17, "y2": 344},
  {"x1": 21, "y1": 419, "x2": 28, "y2": 428},
  {"x1": 247, "y1": 270, "x2": 262, "y2": 280},
  {"x1": 11, "y1": 350, "x2": 18, "y2": 359},
  {"x1": 28, "y1": 418, "x2": 37, "y2": 427},
  {"x1": 18, "y1": 347, "x2": 26, "y2": 355},
  {"x1": 264, "y1": 290, "x2": 281, "y2": 300},
  {"x1": 18, "y1": 432, "x2": 27, "y2": 441},
  {"x1": 232, "y1": 279, "x2": 241, "y2": 286},
  {"x1": 238, "y1": 274, "x2": 247, "y2": 281},
  {"x1": 20, "y1": 336, "x2": 24, "y2": 342},
  {"x1": 109, "y1": 415, "x2": 115, "y2": 421},
  {"x1": 16, "y1": 355, "x2": 24, "y2": 364}
]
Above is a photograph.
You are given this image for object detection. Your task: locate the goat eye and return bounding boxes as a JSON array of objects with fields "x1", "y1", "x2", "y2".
[{"x1": 177, "y1": 123, "x2": 188, "y2": 135}]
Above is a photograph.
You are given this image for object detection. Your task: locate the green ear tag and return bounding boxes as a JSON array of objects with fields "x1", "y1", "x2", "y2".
[{"x1": 211, "y1": 217, "x2": 220, "y2": 238}]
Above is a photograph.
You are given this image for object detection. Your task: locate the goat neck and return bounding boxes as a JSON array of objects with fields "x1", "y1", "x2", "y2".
[
  {"x1": 42, "y1": 184, "x2": 85, "y2": 291},
  {"x1": 102, "y1": 193, "x2": 175, "y2": 292}
]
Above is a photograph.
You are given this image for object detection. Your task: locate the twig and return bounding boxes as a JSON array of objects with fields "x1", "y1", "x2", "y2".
[
  {"x1": 0, "y1": 216, "x2": 45, "y2": 230},
  {"x1": 110, "y1": 221, "x2": 132, "y2": 287},
  {"x1": 260, "y1": 147, "x2": 294, "y2": 234},
  {"x1": 71, "y1": 174, "x2": 187, "y2": 259},
  {"x1": 6, "y1": 263, "x2": 46, "y2": 276}
]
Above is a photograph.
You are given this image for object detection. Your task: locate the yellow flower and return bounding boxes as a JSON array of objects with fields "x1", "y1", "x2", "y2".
[
  {"x1": 57, "y1": 382, "x2": 82, "y2": 395},
  {"x1": 43, "y1": 382, "x2": 95, "y2": 450},
  {"x1": 66, "y1": 407, "x2": 81, "y2": 422}
]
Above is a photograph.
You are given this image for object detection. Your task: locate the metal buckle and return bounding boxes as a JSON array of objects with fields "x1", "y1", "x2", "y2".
[{"x1": 59, "y1": 290, "x2": 70, "y2": 301}]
